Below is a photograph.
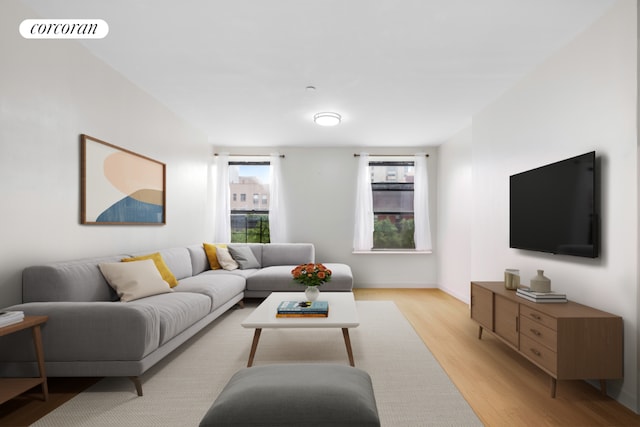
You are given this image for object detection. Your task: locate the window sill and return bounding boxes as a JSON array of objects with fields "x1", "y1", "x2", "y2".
[{"x1": 352, "y1": 250, "x2": 432, "y2": 255}]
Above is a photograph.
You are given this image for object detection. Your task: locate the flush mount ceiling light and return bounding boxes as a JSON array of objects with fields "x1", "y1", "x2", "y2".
[{"x1": 313, "y1": 112, "x2": 341, "y2": 127}]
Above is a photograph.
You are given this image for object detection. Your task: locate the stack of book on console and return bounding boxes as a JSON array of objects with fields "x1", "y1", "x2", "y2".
[
  {"x1": 516, "y1": 288, "x2": 567, "y2": 303},
  {"x1": 276, "y1": 301, "x2": 329, "y2": 318},
  {"x1": 0, "y1": 310, "x2": 25, "y2": 328}
]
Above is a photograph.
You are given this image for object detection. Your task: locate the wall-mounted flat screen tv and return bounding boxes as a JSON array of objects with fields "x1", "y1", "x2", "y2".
[{"x1": 509, "y1": 151, "x2": 599, "y2": 258}]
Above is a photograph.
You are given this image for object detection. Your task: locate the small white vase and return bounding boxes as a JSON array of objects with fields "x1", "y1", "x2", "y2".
[{"x1": 305, "y1": 286, "x2": 320, "y2": 302}]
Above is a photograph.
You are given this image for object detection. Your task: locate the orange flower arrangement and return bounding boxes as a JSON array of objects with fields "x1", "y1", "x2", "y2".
[{"x1": 291, "y1": 263, "x2": 332, "y2": 287}]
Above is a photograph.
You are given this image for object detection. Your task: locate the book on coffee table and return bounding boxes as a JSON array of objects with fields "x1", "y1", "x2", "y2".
[{"x1": 276, "y1": 301, "x2": 329, "y2": 317}]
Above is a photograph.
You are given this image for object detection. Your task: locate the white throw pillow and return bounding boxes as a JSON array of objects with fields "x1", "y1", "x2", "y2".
[
  {"x1": 215, "y1": 247, "x2": 239, "y2": 271},
  {"x1": 99, "y1": 259, "x2": 173, "y2": 302}
]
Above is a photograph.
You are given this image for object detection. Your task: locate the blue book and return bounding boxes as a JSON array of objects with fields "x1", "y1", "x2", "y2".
[{"x1": 277, "y1": 300, "x2": 329, "y2": 314}]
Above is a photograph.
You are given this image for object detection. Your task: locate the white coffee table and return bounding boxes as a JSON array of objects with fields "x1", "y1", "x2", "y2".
[{"x1": 241, "y1": 292, "x2": 360, "y2": 367}]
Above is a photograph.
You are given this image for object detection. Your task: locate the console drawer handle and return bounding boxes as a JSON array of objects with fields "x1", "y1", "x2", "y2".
[
  {"x1": 530, "y1": 313, "x2": 542, "y2": 321},
  {"x1": 530, "y1": 328, "x2": 541, "y2": 336},
  {"x1": 530, "y1": 348, "x2": 542, "y2": 357}
]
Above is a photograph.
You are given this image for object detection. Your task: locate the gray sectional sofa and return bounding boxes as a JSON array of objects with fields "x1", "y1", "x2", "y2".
[{"x1": 0, "y1": 243, "x2": 353, "y2": 395}]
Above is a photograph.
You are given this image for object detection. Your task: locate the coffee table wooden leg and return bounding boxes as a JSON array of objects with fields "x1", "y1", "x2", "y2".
[
  {"x1": 31, "y1": 325, "x2": 48, "y2": 401},
  {"x1": 342, "y1": 328, "x2": 355, "y2": 367},
  {"x1": 247, "y1": 328, "x2": 262, "y2": 367}
]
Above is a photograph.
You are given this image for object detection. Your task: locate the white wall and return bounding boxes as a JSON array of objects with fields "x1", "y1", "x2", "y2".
[
  {"x1": 214, "y1": 146, "x2": 439, "y2": 288},
  {"x1": 439, "y1": 0, "x2": 637, "y2": 411},
  {"x1": 1, "y1": 2, "x2": 440, "y2": 305},
  {"x1": 437, "y1": 126, "x2": 472, "y2": 302},
  {"x1": 0, "y1": 2, "x2": 212, "y2": 308}
]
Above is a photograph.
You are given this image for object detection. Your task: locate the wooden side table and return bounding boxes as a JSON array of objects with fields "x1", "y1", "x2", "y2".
[{"x1": 0, "y1": 315, "x2": 49, "y2": 404}]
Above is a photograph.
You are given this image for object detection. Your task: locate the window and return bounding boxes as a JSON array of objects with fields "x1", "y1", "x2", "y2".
[
  {"x1": 370, "y1": 161, "x2": 415, "y2": 249},
  {"x1": 229, "y1": 162, "x2": 270, "y2": 243}
]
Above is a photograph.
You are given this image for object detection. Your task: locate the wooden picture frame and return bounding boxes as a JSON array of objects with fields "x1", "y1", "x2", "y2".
[{"x1": 81, "y1": 134, "x2": 166, "y2": 225}]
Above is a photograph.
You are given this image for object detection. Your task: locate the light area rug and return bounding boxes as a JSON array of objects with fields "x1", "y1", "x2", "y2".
[{"x1": 33, "y1": 301, "x2": 482, "y2": 427}]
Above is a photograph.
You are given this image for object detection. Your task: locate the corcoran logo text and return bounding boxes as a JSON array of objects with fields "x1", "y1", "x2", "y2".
[{"x1": 20, "y1": 19, "x2": 109, "y2": 39}]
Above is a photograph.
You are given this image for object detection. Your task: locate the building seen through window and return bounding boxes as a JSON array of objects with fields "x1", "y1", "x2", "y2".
[
  {"x1": 370, "y1": 161, "x2": 415, "y2": 249},
  {"x1": 229, "y1": 162, "x2": 270, "y2": 243}
]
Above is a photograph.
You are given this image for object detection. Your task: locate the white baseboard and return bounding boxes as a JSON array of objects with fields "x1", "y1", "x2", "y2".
[{"x1": 354, "y1": 283, "x2": 437, "y2": 289}]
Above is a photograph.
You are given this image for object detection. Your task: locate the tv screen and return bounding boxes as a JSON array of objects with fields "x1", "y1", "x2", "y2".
[{"x1": 509, "y1": 151, "x2": 598, "y2": 258}]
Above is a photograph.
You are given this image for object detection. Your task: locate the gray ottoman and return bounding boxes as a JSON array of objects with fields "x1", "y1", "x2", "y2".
[{"x1": 200, "y1": 364, "x2": 380, "y2": 427}]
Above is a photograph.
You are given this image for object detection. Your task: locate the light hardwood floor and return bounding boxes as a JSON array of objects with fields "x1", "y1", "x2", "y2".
[
  {"x1": 1, "y1": 288, "x2": 639, "y2": 426},
  {"x1": 355, "y1": 288, "x2": 640, "y2": 427}
]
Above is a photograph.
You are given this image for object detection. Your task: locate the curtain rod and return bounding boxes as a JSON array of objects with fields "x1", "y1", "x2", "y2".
[
  {"x1": 214, "y1": 153, "x2": 285, "y2": 158},
  {"x1": 353, "y1": 153, "x2": 429, "y2": 157}
]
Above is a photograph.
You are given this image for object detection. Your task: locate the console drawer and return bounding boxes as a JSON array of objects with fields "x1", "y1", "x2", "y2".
[
  {"x1": 520, "y1": 305, "x2": 557, "y2": 330},
  {"x1": 520, "y1": 334, "x2": 557, "y2": 375},
  {"x1": 520, "y1": 316, "x2": 557, "y2": 351}
]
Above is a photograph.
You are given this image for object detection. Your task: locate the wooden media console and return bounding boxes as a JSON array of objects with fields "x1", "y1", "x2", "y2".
[{"x1": 470, "y1": 281, "x2": 622, "y2": 398}]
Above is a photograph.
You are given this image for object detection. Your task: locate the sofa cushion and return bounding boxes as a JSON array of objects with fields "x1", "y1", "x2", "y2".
[
  {"x1": 245, "y1": 263, "x2": 353, "y2": 293},
  {"x1": 245, "y1": 266, "x2": 302, "y2": 293},
  {"x1": 199, "y1": 269, "x2": 258, "y2": 280},
  {"x1": 131, "y1": 292, "x2": 211, "y2": 345},
  {"x1": 99, "y1": 260, "x2": 173, "y2": 302},
  {"x1": 151, "y1": 247, "x2": 194, "y2": 280},
  {"x1": 228, "y1": 245, "x2": 261, "y2": 269},
  {"x1": 122, "y1": 252, "x2": 178, "y2": 287},
  {"x1": 187, "y1": 245, "x2": 210, "y2": 276},
  {"x1": 314, "y1": 263, "x2": 354, "y2": 292},
  {"x1": 0, "y1": 302, "x2": 161, "y2": 364},
  {"x1": 22, "y1": 255, "x2": 127, "y2": 303},
  {"x1": 261, "y1": 243, "x2": 314, "y2": 267},
  {"x1": 176, "y1": 273, "x2": 246, "y2": 311},
  {"x1": 246, "y1": 244, "x2": 263, "y2": 266}
]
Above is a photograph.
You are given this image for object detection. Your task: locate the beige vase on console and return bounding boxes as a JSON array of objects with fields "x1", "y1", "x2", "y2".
[
  {"x1": 504, "y1": 269, "x2": 520, "y2": 290},
  {"x1": 530, "y1": 270, "x2": 551, "y2": 292}
]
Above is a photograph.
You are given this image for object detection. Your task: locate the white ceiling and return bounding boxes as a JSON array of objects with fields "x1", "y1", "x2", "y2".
[{"x1": 22, "y1": 0, "x2": 616, "y2": 147}]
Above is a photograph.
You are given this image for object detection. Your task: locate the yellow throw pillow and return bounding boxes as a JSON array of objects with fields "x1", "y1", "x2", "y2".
[
  {"x1": 203, "y1": 243, "x2": 227, "y2": 270},
  {"x1": 122, "y1": 252, "x2": 178, "y2": 288}
]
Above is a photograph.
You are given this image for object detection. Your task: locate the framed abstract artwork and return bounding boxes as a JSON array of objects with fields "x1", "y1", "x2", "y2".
[{"x1": 81, "y1": 134, "x2": 166, "y2": 225}]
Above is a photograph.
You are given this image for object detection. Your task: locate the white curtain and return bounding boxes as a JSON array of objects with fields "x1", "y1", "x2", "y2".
[
  {"x1": 353, "y1": 153, "x2": 374, "y2": 251},
  {"x1": 413, "y1": 153, "x2": 432, "y2": 251},
  {"x1": 213, "y1": 153, "x2": 231, "y2": 243},
  {"x1": 268, "y1": 153, "x2": 288, "y2": 243}
]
